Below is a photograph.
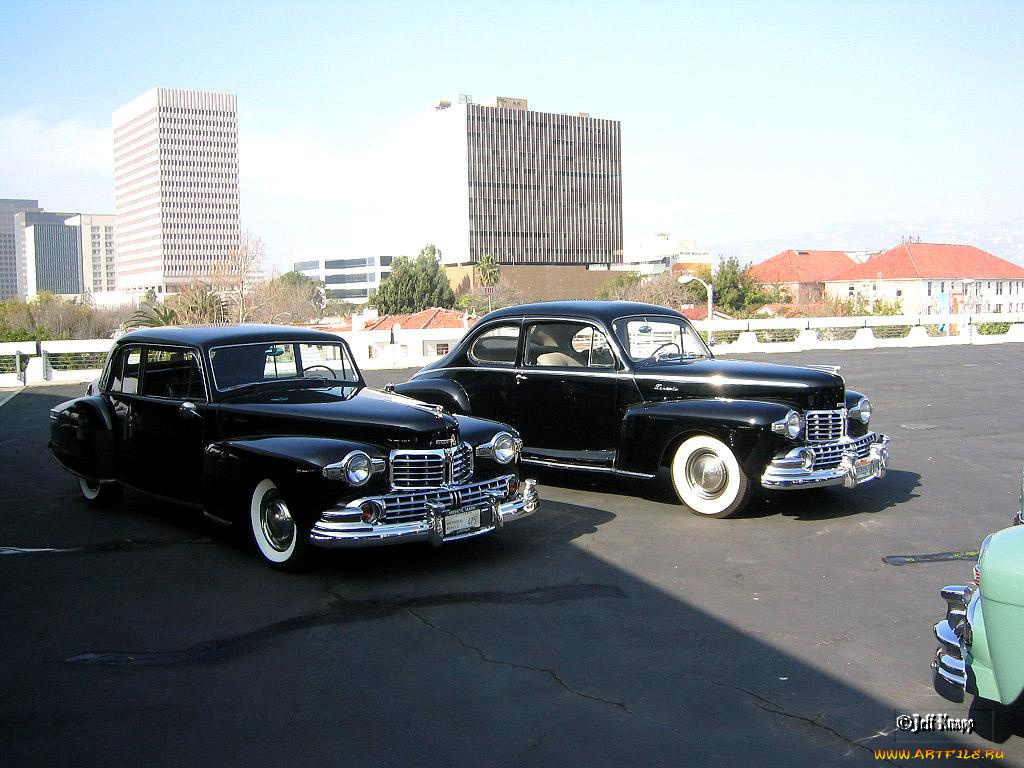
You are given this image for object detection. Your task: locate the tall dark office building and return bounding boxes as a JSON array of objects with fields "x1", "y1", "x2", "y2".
[
  {"x1": 418, "y1": 96, "x2": 623, "y2": 300},
  {"x1": 16, "y1": 212, "x2": 83, "y2": 296}
]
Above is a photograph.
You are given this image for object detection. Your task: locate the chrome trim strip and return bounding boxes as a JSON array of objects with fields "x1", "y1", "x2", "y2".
[
  {"x1": 418, "y1": 365, "x2": 625, "y2": 380},
  {"x1": 521, "y1": 457, "x2": 655, "y2": 479},
  {"x1": 634, "y1": 373, "x2": 810, "y2": 389}
]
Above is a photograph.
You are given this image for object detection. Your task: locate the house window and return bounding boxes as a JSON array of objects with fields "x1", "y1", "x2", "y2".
[
  {"x1": 895, "y1": 289, "x2": 902, "y2": 297},
  {"x1": 996, "y1": 282, "x2": 1003, "y2": 295},
  {"x1": 848, "y1": 285, "x2": 854, "y2": 296},
  {"x1": 927, "y1": 282, "x2": 932, "y2": 297}
]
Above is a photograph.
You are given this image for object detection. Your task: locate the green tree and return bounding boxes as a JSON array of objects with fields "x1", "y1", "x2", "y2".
[
  {"x1": 369, "y1": 244, "x2": 456, "y2": 313},
  {"x1": 596, "y1": 271, "x2": 641, "y2": 300},
  {"x1": 474, "y1": 253, "x2": 500, "y2": 288},
  {"x1": 685, "y1": 256, "x2": 791, "y2": 316}
]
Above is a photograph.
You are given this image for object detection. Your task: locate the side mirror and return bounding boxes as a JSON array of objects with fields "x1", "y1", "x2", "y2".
[{"x1": 178, "y1": 401, "x2": 203, "y2": 421}]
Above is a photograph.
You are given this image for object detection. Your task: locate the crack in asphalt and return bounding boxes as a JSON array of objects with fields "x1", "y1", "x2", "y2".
[
  {"x1": 707, "y1": 680, "x2": 899, "y2": 765},
  {"x1": 0, "y1": 537, "x2": 212, "y2": 556},
  {"x1": 65, "y1": 583, "x2": 626, "y2": 667},
  {"x1": 407, "y1": 606, "x2": 633, "y2": 715},
  {"x1": 519, "y1": 729, "x2": 550, "y2": 764}
]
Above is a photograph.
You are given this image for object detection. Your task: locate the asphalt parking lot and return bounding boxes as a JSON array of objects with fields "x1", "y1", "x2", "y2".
[{"x1": 2, "y1": 345, "x2": 1023, "y2": 767}]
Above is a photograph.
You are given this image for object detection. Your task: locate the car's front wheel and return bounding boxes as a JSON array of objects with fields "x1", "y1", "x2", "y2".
[
  {"x1": 670, "y1": 435, "x2": 752, "y2": 518},
  {"x1": 249, "y1": 479, "x2": 311, "y2": 571},
  {"x1": 78, "y1": 477, "x2": 123, "y2": 508}
]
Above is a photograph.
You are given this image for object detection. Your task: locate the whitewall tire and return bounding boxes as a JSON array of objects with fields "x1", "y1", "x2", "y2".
[
  {"x1": 78, "y1": 477, "x2": 122, "y2": 507},
  {"x1": 249, "y1": 479, "x2": 310, "y2": 570},
  {"x1": 670, "y1": 435, "x2": 752, "y2": 518}
]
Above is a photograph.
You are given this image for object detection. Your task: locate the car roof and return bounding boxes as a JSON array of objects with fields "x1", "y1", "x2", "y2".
[
  {"x1": 482, "y1": 300, "x2": 686, "y2": 325},
  {"x1": 115, "y1": 324, "x2": 345, "y2": 352}
]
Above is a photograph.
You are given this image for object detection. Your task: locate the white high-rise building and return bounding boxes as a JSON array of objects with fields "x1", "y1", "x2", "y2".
[
  {"x1": 65, "y1": 214, "x2": 116, "y2": 293},
  {"x1": 112, "y1": 87, "x2": 240, "y2": 295}
]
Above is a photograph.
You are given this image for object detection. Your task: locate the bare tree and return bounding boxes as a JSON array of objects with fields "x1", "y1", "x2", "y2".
[{"x1": 210, "y1": 231, "x2": 268, "y2": 323}]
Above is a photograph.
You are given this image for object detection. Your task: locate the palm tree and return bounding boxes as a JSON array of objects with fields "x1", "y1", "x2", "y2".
[
  {"x1": 131, "y1": 305, "x2": 179, "y2": 327},
  {"x1": 474, "y1": 253, "x2": 500, "y2": 288}
]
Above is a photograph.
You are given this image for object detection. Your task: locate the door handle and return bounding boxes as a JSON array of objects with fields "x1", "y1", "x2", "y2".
[
  {"x1": 179, "y1": 401, "x2": 202, "y2": 421},
  {"x1": 515, "y1": 373, "x2": 527, "y2": 382}
]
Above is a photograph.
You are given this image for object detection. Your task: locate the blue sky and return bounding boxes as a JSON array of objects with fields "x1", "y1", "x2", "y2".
[{"x1": 2, "y1": 0, "x2": 1022, "y2": 269}]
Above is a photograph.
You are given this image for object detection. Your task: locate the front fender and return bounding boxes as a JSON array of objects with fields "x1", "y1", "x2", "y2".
[
  {"x1": 617, "y1": 398, "x2": 795, "y2": 477},
  {"x1": 393, "y1": 377, "x2": 470, "y2": 415},
  {"x1": 967, "y1": 527, "x2": 1024, "y2": 705},
  {"x1": 203, "y1": 436, "x2": 389, "y2": 524}
]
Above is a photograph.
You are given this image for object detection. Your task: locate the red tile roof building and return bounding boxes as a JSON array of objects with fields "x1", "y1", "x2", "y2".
[
  {"x1": 363, "y1": 308, "x2": 474, "y2": 331},
  {"x1": 824, "y1": 243, "x2": 1024, "y2": 315},
  {"x1": 749, "y1": 249, "x2": 870, "y2": 304}
]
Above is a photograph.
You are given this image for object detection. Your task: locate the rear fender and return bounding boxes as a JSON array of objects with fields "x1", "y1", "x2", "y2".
[
  {"x1": 617, "y1": 398, "x2": 795, "y2": 477},
  {"x1": 393, "y1": 377, "x2": 470, "y2": 415},
  {"x1": 48, "y1": 396, "x2": 117, "y2": 480}
]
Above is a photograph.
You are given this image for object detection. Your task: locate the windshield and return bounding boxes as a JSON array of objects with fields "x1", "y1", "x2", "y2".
[
  {"x1": 210, "y1": 341, "x2": 361, "y2": 391},
  {"x1": 612, "y1": 317, "x2": 712, "y2": 363}
]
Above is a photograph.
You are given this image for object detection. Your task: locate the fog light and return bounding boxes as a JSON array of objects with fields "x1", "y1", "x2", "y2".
[
  {"x1": 506, "y1": 476, "x2": 520, "y2": 499},
  {"x1": 798, "y1": 448, "x2": 815, "y2": 470},
  {"x1": 359, "y1": 500, "x2": 383, "y2": 524}
]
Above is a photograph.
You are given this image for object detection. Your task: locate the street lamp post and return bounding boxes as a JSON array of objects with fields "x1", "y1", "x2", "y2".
[{"x1": 678, "y1": 274, "x2": 715, "y2": 345}]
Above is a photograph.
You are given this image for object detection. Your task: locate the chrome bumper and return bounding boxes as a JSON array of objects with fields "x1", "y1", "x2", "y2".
[
  {"x1": 932, "y1": 585, "x2": 972, "y2": 699},
  {"x1": 309, "y1": 477, "x2": 539, "y2": 549},
  {"x1": 760, "y1": 434, "x2": 889, "y2": 490}
]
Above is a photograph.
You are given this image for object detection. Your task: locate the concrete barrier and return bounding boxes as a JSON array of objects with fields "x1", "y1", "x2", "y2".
[
  {"x1": 3, "y1": 312, "x2": 1023, "y2": 387},
  {"x1": 0, "y1": 342, "x2": 35, "y2": 388}
]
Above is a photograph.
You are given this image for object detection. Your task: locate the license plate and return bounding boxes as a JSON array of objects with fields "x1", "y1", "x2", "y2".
[
  {"x1": 444, "y1": 509, "x2": 481, "y2": 535},
  {"x1": 854, "y1": 457, "x2": 874, "y2": 481}
]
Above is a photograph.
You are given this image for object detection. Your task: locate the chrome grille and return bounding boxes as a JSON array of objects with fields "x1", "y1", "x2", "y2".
[
  {"x1": 390, "y1": 443, "x2": 474, "y2": 489},
  {"x1": 379, "y1": 477, "x2": 509, "y2": 523},
  {"x1": 805, "y1": 409, "x2": 847, "y2": 443},
  {"x1": 810, "y1": 434, "x2": 874, "y2": 469},
  {"x1": 451, "y1": 442, "x2": 473, "y2": 484}
]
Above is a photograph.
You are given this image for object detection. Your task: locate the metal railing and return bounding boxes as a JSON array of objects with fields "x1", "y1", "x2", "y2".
[{"x1": 3, "y1": 313, "x2": 1022, "y2": 390}]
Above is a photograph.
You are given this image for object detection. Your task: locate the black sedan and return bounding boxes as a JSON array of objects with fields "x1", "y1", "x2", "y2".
[
  {"x1": 49, "y1": 325, "x2": 538, "y2": 569},
  {"x1": 395, "y1": 301, "x2": 889, "y2": 518}
]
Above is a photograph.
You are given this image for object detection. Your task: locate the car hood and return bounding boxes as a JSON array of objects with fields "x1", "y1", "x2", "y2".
[
  {"x1": 217, "y1": 386, "x2": 460, "y2": 449},
  {"x1": 633, "y1": 358, "x2": 846, "y2": 411}
]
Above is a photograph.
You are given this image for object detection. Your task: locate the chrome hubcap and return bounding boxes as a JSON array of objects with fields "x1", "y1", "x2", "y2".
[
  {"x1": 687, "y1": 451, "x2": 728, "y2": 497},
  {"x1": 260, "y1": 494, "x2": 295, "y2": 552}
]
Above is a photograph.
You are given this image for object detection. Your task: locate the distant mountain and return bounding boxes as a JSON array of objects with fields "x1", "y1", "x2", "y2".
[{"x1": 706, "y1": 219, "x2": 1024, "y2": 267}]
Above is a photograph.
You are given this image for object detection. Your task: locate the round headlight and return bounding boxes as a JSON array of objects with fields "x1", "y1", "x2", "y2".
[
  {"x1": 343, "y1": 451, "x2": 372, "y2": 486},
  {"x1": 492, "y1": 432, "x2": 518, "y2": 464},
  {"x1": 785, "y1": 410, "x2": 802, "y2": 439},
  {"x1": 856, "y1": 397, "x2": 872, "y2": 424}
]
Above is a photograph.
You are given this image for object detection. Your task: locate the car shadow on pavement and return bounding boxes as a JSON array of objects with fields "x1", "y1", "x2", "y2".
[{"x1": 528, "y1": 463, "x2": 921, "y2": 523}]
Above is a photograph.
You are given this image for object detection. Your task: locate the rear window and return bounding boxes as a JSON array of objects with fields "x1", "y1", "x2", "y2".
[
  {"x1": 469, "y1": 324, "x2": 520, "y2": 365},
  {"x1": 140, "y1": 348, "x2": 206, "y2": 400}
]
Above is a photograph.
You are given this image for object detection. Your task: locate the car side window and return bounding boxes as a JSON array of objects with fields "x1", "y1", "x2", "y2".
[
  {"x1": 526, "y1": 322, "x2": 615, "y2": 368},
  {"x1": 140, "y1": 347, "x2": 206, "y2": 401},
  {"x1": 109, "y1": 347, "x2": 141, "y2": 394},
  {"x1": 469, "y1": 324, "x2": 521, "y2": 365}
]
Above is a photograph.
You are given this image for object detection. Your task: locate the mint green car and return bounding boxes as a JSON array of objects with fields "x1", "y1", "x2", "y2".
[{"x1": 933, "y1": 468, "x2": 1024, "y2": 706}]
